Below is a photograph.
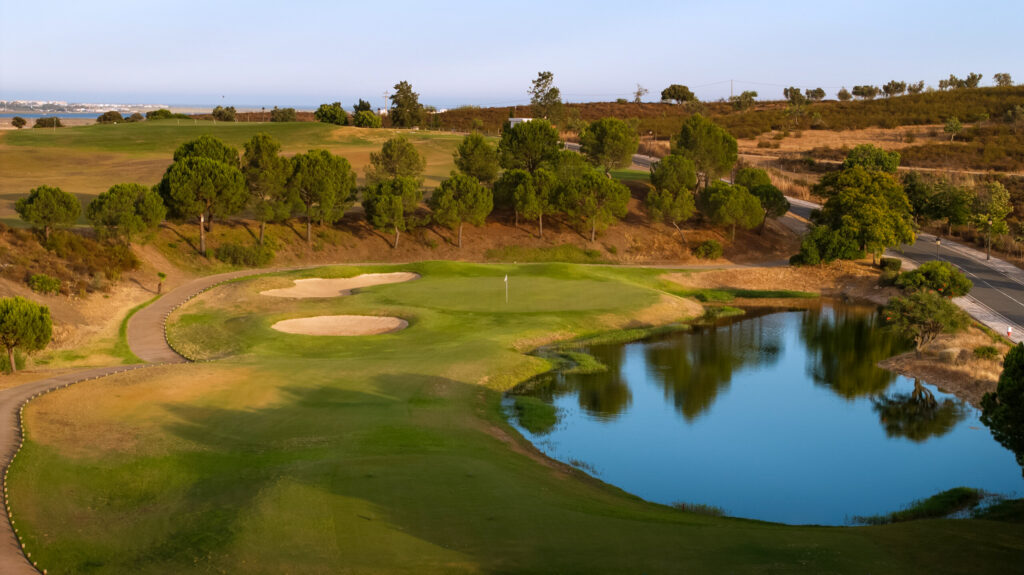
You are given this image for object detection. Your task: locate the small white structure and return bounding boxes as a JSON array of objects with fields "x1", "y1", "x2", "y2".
[
  {"x1": 377, "y1": 108, "x2": 388, "y2": 116},
  {"x1": 509, "y1": 117, "x2": 532, "y2": 127}
]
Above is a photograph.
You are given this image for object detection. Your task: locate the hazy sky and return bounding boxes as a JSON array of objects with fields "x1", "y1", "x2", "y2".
[{"x1": 1, "y1": 0, "x2": 1021, "y2": 108}]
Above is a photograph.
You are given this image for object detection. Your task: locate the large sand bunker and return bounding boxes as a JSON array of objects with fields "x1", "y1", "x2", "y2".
[
  {"x1": 271, "y1": 315, "x2": 408, "y2": 336},
  {"x1": 260, "y1": 272, "x2": 419, "y2": 298}
]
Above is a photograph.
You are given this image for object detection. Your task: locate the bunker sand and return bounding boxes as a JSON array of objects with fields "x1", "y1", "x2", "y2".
[
  {"x1": 260, "y1": 272, "x2": 419, "y2": 298},
  {"x1": 271, "y1": 315, "x2": 408, "y2": 336}
]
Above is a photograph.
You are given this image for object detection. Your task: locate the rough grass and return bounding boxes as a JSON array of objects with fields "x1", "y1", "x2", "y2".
[
  {"x1": 484, "y1": 243, "x2": 609, "y2": 264},
  {"x1": 0, "y1": 123, "x2": 463, "y2": 219},
  {"x1": 510, "y1": 396, "x2": 559, "y2": 434},
  {"x1": 852, "y1": 487, "x2": 984, "y2": 525},
  {"x1": 8, "y1": 262, "x2": 1024, "y2": 574}
]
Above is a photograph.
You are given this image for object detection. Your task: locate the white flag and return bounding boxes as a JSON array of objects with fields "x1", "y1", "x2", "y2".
[{"x1": 504, "y1": 274, "x2": 508, "y2": 283}]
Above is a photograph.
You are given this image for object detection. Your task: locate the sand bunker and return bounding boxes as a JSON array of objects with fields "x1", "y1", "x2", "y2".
[
  {"x1": 260, "y1": 272, "x2": 419, "y2": 298},
  {"x1": 271, "y1": 315, "x2": 408, "y2": 336}
]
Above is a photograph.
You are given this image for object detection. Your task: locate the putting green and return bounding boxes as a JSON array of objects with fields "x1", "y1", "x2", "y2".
[{"x1": 7, "y1": 262, "x2": 1024, "y2": 574}]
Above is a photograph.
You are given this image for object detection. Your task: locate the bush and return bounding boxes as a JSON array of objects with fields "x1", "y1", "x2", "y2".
[
  {"x1": 0, "y1": 349, "x2": 26, "y2": 374},
  {"x1": 879, "y1": 257, "x2": 902, "y2": 272},
  {"x1": 269, "y1": 107, "x2": 297, "y2": 122},
  {"x1": 692, "y1": 240, "x2": 722, "y2": 260},
  {"x1": 96, "y1": 110, "x2": 124, "y2": 124},
  {"x1": 11, "y1": 116, "x2": 27, "y2": 129},
  {"x1": 974, "y1": 345, "x2": 1001, "y2": 360},
  {"x1": 352, "y1": 110, "x2": 383, "y2": 128},
  {"x1": 896, "y1": 260, "x2": 972, "y2": 297},
  {"x1": 213, "y1": 243, "x2": 274, "y2": 267},
  {"x1": 28, "y1": 273, "x2": 62, "y2": 295},
  {"x1": 879, "y1": 270, "x2": 900, "y2": 286},
  {"x1": 33, "y1": 117, "x2": 63, "y2": 128},
  {"x1": 125, "y1": 112, "x2": 144, "y2": 122}
]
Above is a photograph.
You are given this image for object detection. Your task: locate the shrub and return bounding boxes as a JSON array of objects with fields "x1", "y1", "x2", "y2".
[
  {"x1": 352, "y1": 110, "x2": 383, "y2": 128},
  {"x1": 33, "y1": 117, "x2": 63, "y2": 128},
  {"x1": 692, "y1": 239, "x2": 722, "y2": 260},
  {"x1": 974, "y1": 345, "x2": 1001, "y2": 360},
  {"x1": 879, "y1": 257, "x2": 902, "y2": 272},
  {"x1": 879, "y1": 270, "x2": 900, "y2": 286},
  {"x1": 11, "y1": 116, "x2": 27, "y2": 129},
  {"x1": 213, "y1": 243, "x2": 274, "y2": 267},
  {"x1": 28, "y1": 273, "x2": 61, "y2": 295},
  {"x1": 269, "y1": 107, "x2": 297, "y2": 122},
  {"x1": 97, "y1": 110, "x2": 124, "y2": 124},
  {"x1": 896, "y1": 260, "x2": 972, "y2": 297}
]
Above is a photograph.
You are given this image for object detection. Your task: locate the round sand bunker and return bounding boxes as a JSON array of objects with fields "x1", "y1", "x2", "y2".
[
  {"x1": 271, "y1": 315, "x2": 408, "y2": 336},
  {"x1": 260, "y1": 272, "x2": 419, "y2": 299}
]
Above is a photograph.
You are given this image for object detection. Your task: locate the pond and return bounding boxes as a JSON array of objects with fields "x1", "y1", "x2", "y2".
[{"x1": 506, "y1": 302, "x2": 1024, "y2": 525}]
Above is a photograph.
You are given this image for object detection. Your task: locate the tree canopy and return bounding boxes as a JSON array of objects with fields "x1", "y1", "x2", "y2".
[
  {"x1": 841, "y1": 144, "x2": 900, "y2": 173},
  {"x1": 453, "y1": 132, "x2": 500, "y2": 184},
  {"x1": 352, "y1": 110, "x2": 382, "y2": 128},
  {"x1": 734, "y1": 167, "x2": 773, "y2": 191},
  {"x1": 11, "y1": 116, "x2": 26, "y2": 129},
  {"x1": 895, "y1": 260, "x2": 972, "y2": 297},
  {"x1": 354, "y1": 99, "x2": 373, "y2": 113},
  {"x1": 288, "y1": 149, "x2": 356, "y2": 244},
  {"x1": 15, "y1": 185, "x2": 82, "y2": 240},
  {"x1": 362, "y1": 176, "x2": 423, "y2": 248},
  {"x1": 646, "y1": 155, "x2": 697, "y2": 239},
  {"x1": 672, "y1": 114, "x2": 737, "y2": 189},
  {"x1": 555, "y1": 169, "x2": 630, "y2": 242},
  {"x1": 981, "y1": 343, "x2": 1024, "y2": 476},
  {"x1": 243, "y1": 133, "x2": 294, "y2": 244},
  {"x1": 498, "y1": 119, "x2": 560, "y2": 173},
  {"x1": 428, "y1": 172, "x2": 493, "y2": 247},
  {"x1": 884, "y1": 290, "x2": 969, "y2": 352},
  {"x1": 579, "y1": 117, "x2": 639, "y2": 173},
  {"x1": 86, "y1": 183, "x2": 166, "y2": 244},
  {"x1": 366, "y1": 136, "x2": 426, "y2": 184},
  {"x1": 389, "y1": 81, "x2": 423, "y2": 127},
  {"x1": 173, "y1": 135, "x2": 239, "y2": 167},
  {"x1": 97, "y1": 110, "x2": 124, "y2": 124},
  {"x1": 792, "y1": 224, "x2": 864, "y2": 266},
  {"x1": 0, "y1": 296, "x2": 51, "y2": 374},
  {"x1": 815, "y1": 166, "x2": 915, "y2": 260},
  {"x1": 528, "y1": 71, "x2": 562, "y2": 120},
  {"x1": 661, "y1": 84, "x2": 696, "y2": 104},
  {"x1": 270, "y1": 107, "x2": 297, "y2": 122},
  {"x1": 749, "y1": 183, "x2": 789, "y2": 233},
  {"x1": 163, "y1": 156, "x2": 246, "y2": 254},
  {"x1": 314, "y1": 102, "x2": 348, "y2": 125},
  {"x1": 212, "y1": 106, "x2": 236, "y2": 122},
  {"x1": 701, "y1": 181, "x2": 762, "y2": 241}
]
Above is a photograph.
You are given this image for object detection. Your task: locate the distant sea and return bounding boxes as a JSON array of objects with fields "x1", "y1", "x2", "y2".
[{"x1": 0, "y1": 113, "x2": 103, "y2": 119}]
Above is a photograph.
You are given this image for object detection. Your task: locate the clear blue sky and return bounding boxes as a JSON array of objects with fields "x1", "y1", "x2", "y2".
[{"x1": 1, "y1": 0, "x2": 1020, "y2": 108}]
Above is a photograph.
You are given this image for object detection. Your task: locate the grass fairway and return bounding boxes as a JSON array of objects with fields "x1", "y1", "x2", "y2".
[
  {"x1": 8, "y1": 262, "x2": 1024, "y2": 573},
  {"x1": 0, "y1": 121, "x2": 464, "y2": 222}
]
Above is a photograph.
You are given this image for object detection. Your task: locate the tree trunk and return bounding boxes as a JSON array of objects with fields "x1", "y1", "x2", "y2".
[
  {"x1": 199, "y1": 214, "x2": 206, "y2": 256},
  {"x1": 673, "y1": 221, "x2": 685, "y2": 244},
  {"x1": 514, "y1": 210, "x2": 519, "y2": 229},
  {"x1": 539, "y1": 213, "x2": 544, "y2": 239},
  {"x1": 6, "y1": 346, "x2": 15, "y2": 374},
  {"x1": 306, "y1": 206, "x2": 312, "y2": 245},
  {"x1": 394, "y1": 225, "x2": 400, "y2": 249},
  {"x1": 44, "y1": 226, "x2": 50, "y2": 241},
  {"x1": 259, "y1": 220, "x2": 266, "y2": 246},
  {"x1": 591, "y1": 219, "x2": 596, "y2": 243},
  {"x1": 731, "y1": 223, "x2": 736, "y2": 242},
  {"x1": 458, "y1": 222, "x2": 463, "y2": 248},
  {"x1": 206, "y1": 212, "x2": 213, "y2": 233},
  {"x1": 759, "y1": 210, "x2": 768, "y2": 234}
]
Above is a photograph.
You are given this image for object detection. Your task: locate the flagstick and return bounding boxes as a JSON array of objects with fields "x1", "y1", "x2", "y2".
[{"x1": 505, "y1": 276, "x2": 509, "y2": 304}]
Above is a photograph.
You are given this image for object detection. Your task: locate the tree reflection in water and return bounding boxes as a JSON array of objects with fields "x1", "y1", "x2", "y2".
[
  {"x1": 644, "y1": 313, "x2": 781, "y2": 421},
  {"x1": 799, "y1": 304, "x2": 910, "y2": 399},
  {"x1": 871, "y1": 380, "x2": 967, "y2": 442}
]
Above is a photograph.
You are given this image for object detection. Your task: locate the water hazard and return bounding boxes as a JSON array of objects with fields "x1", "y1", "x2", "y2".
[{"x1": 507, "y1": 302, "x2": 1024, "y2": 525}]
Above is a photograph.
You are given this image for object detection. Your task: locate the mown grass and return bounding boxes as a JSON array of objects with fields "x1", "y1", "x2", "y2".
[
  {"x1": 8, "y1": 262, "x2": 1024, "y2": 574},
  {"x1": 114, "y1": 295, "x2": 160, "y2": 364}
]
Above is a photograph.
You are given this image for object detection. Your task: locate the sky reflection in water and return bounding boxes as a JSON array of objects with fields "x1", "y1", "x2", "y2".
[{"x1": 510, "y1": 302, "x2": 1024, "y2": 525}]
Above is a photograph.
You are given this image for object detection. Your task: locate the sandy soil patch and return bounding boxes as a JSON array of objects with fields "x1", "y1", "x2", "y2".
[
  {"x1": 260, "y1": 272, "x2": 419, "y2": 298},
  {"x1": 271, "y1": 315, "x2": 407, "y2": 336}
]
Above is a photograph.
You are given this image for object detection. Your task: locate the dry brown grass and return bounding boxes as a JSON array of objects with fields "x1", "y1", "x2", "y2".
[
  {"x1": 24, "y1": 363, "x2": 280, "y2": 458},
  {"x1": 878, "y1": 326, "x2": 1007, "y2": 408},
  {"x1": 597, "y1": 293, "x2": 703, "y2": 330}
]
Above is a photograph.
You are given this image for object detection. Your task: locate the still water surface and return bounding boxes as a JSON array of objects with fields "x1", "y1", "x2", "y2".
[{"x1": 508, "y1": 302, "x2": 1024, "y2": 525}]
